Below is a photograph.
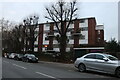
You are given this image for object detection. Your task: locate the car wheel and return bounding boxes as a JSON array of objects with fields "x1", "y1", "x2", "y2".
[
  {"x1": 14, "y1": 57, "x2": 16, "y2": 60},
  {"x1": 78, "y1": 64, "x2": 86, "y2": 72},
  {"x1": 26, "y1": 59, "x2": 29, "y2": 62},
  {"x1": 15, "y1": 57, "x2": 18, "y2": 60},
  {"x1": 22, "y1": 59, "x2": 25, "y2": 62},
  {"x1": 116, "y1": 67, "x2": 120, "y2": 78},
  {"x1": 17, "y1": 57, "x2": 19, "y2": 60}
]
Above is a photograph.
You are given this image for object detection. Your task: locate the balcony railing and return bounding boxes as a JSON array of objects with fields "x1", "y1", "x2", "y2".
[
  {"x1": 71, "y1": 30, "x2": 82, "y2": 36},
  {"x1": 71, "y1": 32, "x2": 82, "y2": 36},
  {"x1": 46, "y1": 32, "x2": 55, "y2": 37}
]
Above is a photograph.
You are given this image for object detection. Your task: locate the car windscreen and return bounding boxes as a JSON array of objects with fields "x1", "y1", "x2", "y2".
[
  {"x1": 10, "y1": 53, "x2": 15, "y2": 55},
  {"x1": 28, "y1": 55, "x2": 35, "y2": 58},
  {"x1": 84, "y1": 54, "x2": 96, "y2": 59},
  {"x1": 19, "y1": 54, "x2": 24, "y2": 57},
  {"x1": 105, "y1": 54, "x2": 118, "y2": 61}
]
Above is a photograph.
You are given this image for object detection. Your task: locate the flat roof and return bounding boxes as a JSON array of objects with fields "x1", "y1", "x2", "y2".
[{"x1": 38, "y1": 17, "x2": 95, "y2": 25}]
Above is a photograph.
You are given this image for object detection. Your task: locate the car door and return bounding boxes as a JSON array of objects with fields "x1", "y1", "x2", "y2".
[
  {"x1": 92, "y1": 54, "x2": 107, "y2": 72},
  {"x1": 22, "y1": 54, "x2": 27, "y2": 61},
  {"x1": 83, "y1": 54, "x2": 97, "y2": 70},
  {"x1": 95, "y1": 54, "x2": 118, "y2": 73},
  {"x1": 94, "y1": 54, "x2": 115, "y2": 73}
]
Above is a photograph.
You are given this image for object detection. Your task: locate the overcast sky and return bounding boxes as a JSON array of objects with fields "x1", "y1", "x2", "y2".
[{"x1": 0, "y1": 0, "x2": 119, "y2": 41}]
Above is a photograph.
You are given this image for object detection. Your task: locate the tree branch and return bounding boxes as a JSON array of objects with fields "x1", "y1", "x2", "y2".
[
  {"x1": 65, "y1": 1, "x2": 77, "y2": 33},
  {"x1": 45, "y1": 7, "x2": 62, "y2": 35}
]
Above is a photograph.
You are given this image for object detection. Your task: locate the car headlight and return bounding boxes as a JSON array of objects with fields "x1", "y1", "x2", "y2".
[
  {"x1": 36, "y1": 58, "x2": 38, "y2": 59},
  {"x1": 29, "y1": 57, "x2": 32, "y2": 59}
]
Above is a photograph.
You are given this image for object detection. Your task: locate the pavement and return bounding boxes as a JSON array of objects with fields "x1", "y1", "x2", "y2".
[{"x1": 0, "y1": 57, "x2": 2, "y2": 80}]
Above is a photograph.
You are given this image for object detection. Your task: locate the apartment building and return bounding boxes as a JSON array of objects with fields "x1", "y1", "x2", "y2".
[{"x1": 36, "y1": 17, "x2": 104, "y2": 53}]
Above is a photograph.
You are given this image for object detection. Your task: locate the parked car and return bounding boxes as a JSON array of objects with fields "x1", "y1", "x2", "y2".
[
  {"x1": 74, "y1": 53, "x2": 120, "y2": 78},
  {"x1": 8, "y1": 53, "x2": 16, "y2": 59},
  {"x1": 14, "y1": 54, "x2": 24, "y2": 61},
  {"x1": 6, "y1": 53, "x2": 11, "y2": 58},
  {"x1": 22, "y1": 54, "x2": 38, "y2": 63}
]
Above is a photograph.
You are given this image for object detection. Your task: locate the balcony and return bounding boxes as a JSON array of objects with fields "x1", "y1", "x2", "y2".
[
  {"x1": 71, "y1": 32, "x2": 82, "y2": 36},
  {"x1": 46, "y1": 32, "x2": 55, "y2": 37},
  {"x1": 71, "y1": 29, "x2": 82, "y2": 36},
  {"x1": 71, "y1": 30, "x2": 82, "y2": 36}
]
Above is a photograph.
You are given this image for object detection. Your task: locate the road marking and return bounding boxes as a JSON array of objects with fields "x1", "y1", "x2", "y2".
[
  {"x1": 13, "y1": 64, "x2": 27, "y2": 69},
  {"x1": 3, "y1": 61, "x2": 9, "y2": 64},
  {"x1": 36, "y1": 72, "x2": 58, "y2": 79}
]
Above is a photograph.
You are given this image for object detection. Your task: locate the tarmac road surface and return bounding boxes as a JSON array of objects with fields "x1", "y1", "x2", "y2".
[{"x1": 2, "y1": 58, "x2": 119, "y2": 80}]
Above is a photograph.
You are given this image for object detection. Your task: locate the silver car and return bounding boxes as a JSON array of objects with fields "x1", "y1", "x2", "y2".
[{"x1": 74, "y1": 53, "x2": 120, "y2": 77}]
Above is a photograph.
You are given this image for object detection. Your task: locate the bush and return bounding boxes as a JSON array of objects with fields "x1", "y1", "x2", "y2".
[
  {"x1": 63, "y1": 52, "x2": 74, "y2": 63},
  {"x1": 116, "y1": 52, "x2": 120, "y2": 60},
  {"x1": 105, "y1": 38, "x2": 120, "y2": 56}
]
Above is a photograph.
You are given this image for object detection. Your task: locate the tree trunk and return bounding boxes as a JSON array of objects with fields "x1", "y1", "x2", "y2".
[
  {"x1": 59, "y1": 34, "x2": 67, "y2": 62},
  {"x1": 31, "y1": 28, "x2": 35, "y2": 53}
]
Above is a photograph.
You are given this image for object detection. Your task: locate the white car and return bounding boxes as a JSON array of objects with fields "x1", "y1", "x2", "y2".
[
  {"x1": 9, "y1": 53, "x2": 16, "y2": 59},
  {"x1": 74, "y1": 53, "x2": 120, "y2": 78}
]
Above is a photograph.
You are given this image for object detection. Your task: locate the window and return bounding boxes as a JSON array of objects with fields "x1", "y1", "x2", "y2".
[
  {"x1": 24, "y1": 54, "x2": 29, "y2": 57},
  {"x1": 45, "y1": 37, "x2": 49, "y2": 40},
  {"x1": 45, "y1": 24, "x2": 50, "y2": 27},
  {"x1": 69, "y1": 36, "x2": 74, "y2": 39},
  {"x1": 105, "y1": 54, "x2": 118, "y2": 61},
  {"x1": 98, "y1": 37, "x2": 100, "y2": 42},
  {"x1": 28, "y1": 41, "x2": 30, "y2": 45},
  {"x1": 80, "y1": 19, "x2": 85, "y2": 23},
  {"x1": 34, "y1": 45, "x2": 38, "y2": 47},
  {"x1": 80, "y1": 27, "x2": 88, "y2": 31},
  {"x1": 44, "y1": 30, "x2": 50, "y2": 33},
  {"x1": 28, "y1": 55, "x2": 35, "y2": 57},
  {"x1": 67, "y1": 28, "x2": 73, "y2": 32},
  {"x1": 79, "y1": 35, "x2": 85, "y2": 39},
  {"x1": 95, "y1": 54, "x2": 105, "y2": 60},
  {"x1": 53, "y1": 30, "x2": 59, "y2": 33},
  {"x1": 98, "y1": 30, "x2": 100, "y2": 34},
  {"x1": 34, "y1": 31, "x2": 38, "y2": 34},
  {"x1": 27, "y1": 29, "x2": 30, "y2": 32},
  {"x1": 84, "y1": 54, "x2": 96, "y2": 59}
]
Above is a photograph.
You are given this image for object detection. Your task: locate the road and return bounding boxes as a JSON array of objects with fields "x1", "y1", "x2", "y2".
[
  {"x1": 2, "y1": 58, "x2": 119, "y2": 80},
  {"x1": 0, "y1": 57, "x2": 2, "y2": 79}
]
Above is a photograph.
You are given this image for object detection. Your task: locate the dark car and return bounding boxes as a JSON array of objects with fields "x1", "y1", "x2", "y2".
[
  {"x1": 14, "y1": 54, "x2": 24, "y2": 61},
  {"x1": 22, "y1": 54, "x2": 38, "y2": 63}
]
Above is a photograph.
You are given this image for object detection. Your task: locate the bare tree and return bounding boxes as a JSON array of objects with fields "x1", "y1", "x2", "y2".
[
  {"x1": 0, "y1": 18, "x2": 16, "y2": 31},
  {"x1": 45, "y1": 0, "x2": 78, "y2": 61},
  {"x1": 0, "y1": 18, "x2": 17, "y2": 53},
  {"x1": 23, "y1": 15, "x2": 39, "y2": 53}
]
